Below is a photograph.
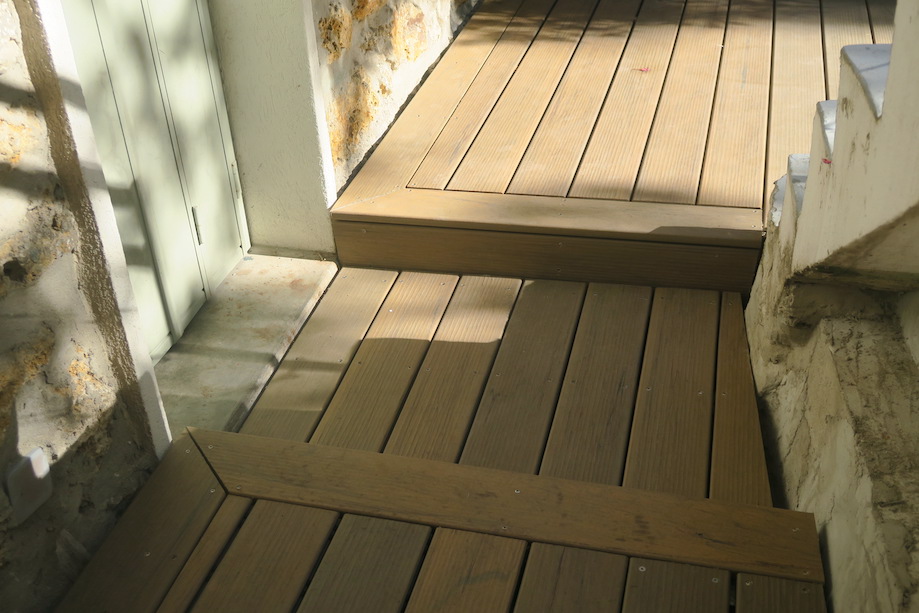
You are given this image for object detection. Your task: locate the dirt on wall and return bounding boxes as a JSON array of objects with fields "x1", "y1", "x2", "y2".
[
  {"x1": 0, "y1": 1, "x2": 157, "y2": 610},
  {"x1": 314, "y1": 0, "x2": 477, "y2": 188}
]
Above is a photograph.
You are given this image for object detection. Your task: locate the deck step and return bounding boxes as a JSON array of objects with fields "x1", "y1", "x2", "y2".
[{"x1": 817, "y1": 100, "x2": 837, "y2": 156}]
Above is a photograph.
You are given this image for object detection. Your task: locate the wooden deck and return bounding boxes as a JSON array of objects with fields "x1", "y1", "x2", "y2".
[
  {"x1": 331, "y1": 0, "x2": 894, "y2": 290},
  {"x1": 59, "y1": 269, "x2": 827, "y2": 612}
]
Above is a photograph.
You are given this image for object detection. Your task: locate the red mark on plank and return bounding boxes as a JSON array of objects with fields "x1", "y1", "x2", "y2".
[
  {"x1": 822, "y1": 158, "x2": 832, "y2": 164},
  {"x1": 633, "y1": 67, "x2": 650, "y2": 72}
]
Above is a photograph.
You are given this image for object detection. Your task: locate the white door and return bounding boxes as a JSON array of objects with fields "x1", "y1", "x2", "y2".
[{"x1": 62, "y1": 0, "x2": 247, "y2": 361}]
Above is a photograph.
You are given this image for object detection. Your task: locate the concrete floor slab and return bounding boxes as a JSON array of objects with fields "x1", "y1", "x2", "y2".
[{"x1": 154, "y1": 255, "x2": 338, "y2": 438}]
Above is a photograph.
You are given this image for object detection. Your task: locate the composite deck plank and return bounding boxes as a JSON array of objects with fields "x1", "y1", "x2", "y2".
[
  {"x1": 460, "y1": 279, "x2": 584, "y2": 473},
  {"x1": 866, "y1": 0, "x2": 896, "y2": 43},
  {"x1": 295, "y1": 516, "x2": 430, "y2": 613},
  {"x1": 407, "y1": 279, "x2": 584, "y2": 611},
  {"x1": 696, "y1": 0, "x2": 773, "y2": 208},
  {"x1": 514, "y1": 544, "x2": 628, "y2": 612},
  {"x1": 189, "y1": 501, "x2": 338, "y2": 613},
  {"x1": 56, "y1": 435, "x2": 224, "y2": 613},
  {"x1": 156, "y1": 496, "x2": 252, "y2": 613},
  {"x1": 767, "y1": 0, "x2": 825, "y2": 210},
  {"x1": 408, "y1": 0, "x2": 558, "y2": 190},
  {"x1": 310, "y1": 271, "x2": 458, "y2": 451},
  {"x1": 538, "y1": 283, "x2": 651, "y2": 484},
  {"x1": 822, "y1": 0, "x2": 873, "y2": 98},
  {"x1": 405, "y1": 530, "x2": 527, "y2": 613},
  {"x1": 334, "y1": 0, "x2": 526, "y2": 207},
  {"x1": 622, "y1": 287, "x2": 720, "y2": 496},
  {"x1": 335, "y1": 189, "x2": 764, "y2": 248},
  {"x1": 709, "y1": 293, "x2": 773, "y2": 507},
  {"x1": 448, "y1": 0, "x2": 600, "y2": 194},
  {"x1": 632, "y1": 0, "x2": 730, "y2": 204},
  {"x1": 385, "y1": 276, "x2": 522, "y2": 462},
  {"x1": 240, "y1": 268, "x2": 397, "y2": 440},
  {"x1": 567, "y1": 0, "x2": 686, "y2": 201},
  {"x1": 621, "y1": 558, "x2": 731, "y2": 612},
  {"x1": 192, "y1": 429, "x2": 825, "y2": 581},
  {"x1": 515, "y1": 284, "x2": 650, "y2": 610},
  {"x1": 508, "y1": 0, "x2": 641, "y2": 197},
  {"x1": 333, "y1": 221, "x2": 760, "y2": 292},
  {"x1": 293, "y1": 276, "x2": 520, "y2": 612},
  {"x1": 736, "y1": 574, "x2": 828, "y2": 612}
]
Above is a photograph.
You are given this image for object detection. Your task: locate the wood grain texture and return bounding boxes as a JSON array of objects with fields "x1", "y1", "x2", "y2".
[
  {"x1": 241, "y1": 268, "x2": 397, "y2": 440},
  {"x1": 405, "y1": 530, "x2": 527, "y2": 612},
  {"x1": 866, "y1": 0, "x2": 896, "y2": 43},
  {"x1": 621, "y1": 558, "x2": 730, "y2": 612},
  {"x1": 56, "y1": 434, "x2": 224, "y2": 613},
  {"x1": 460, "y1": 279, "x2": 584, "y2": 473},
  {"x1": 633, "y1": 0, "x2": 730, "y2": 204},
  {"x1": 696, "y1": 0, "x2": 773, "y2": 208},
  {"x1": 448, "y1": 0, "x2": 600, "y2": 193},
  {"x1": 157, "y1": 496, "x2": 252, "y2": 613},
  {"x1": 538, "y1": 283, "x2": 651, "y2": 484},
  {"x1": 385, "y1": 276, "x2": 522, "y2": 461},
  {"x1": 408, "y1": 0, "x2": 558, "y2": 189},
  {"x1": 568, "y1": 0, "x2": 686, "y2": 200},
  {"x1": 514, "y1": 544, "x2": 628, "y2": 612},
  {"x1": 334, "y1": 0, "x2": 525, "y2": 207},
  {"x1": 623, "y1": 288, "x2": 720, "y2": 497},
  {"x1": 767, "y1": 0, "x2": 825, "y2": 210},
  {"x1": 190, "y1": 501, "x2": 338, "y2": 612},
  {"x1": 333, "y1": 221, "x2": 760, "y2": 293},
  {"x1": 309, "y1": 272, "x2": 457, "y2": 451},
  {"x1": 508, "y1": 0, "x2": 642, "y2": 197},
  {"x1": 296, "y1": 516, "x2": 431, "y2": 613},
  {"x1": 192, "y1": 429, "x2": 825, "y2": 581},
  {"x1": 709, "y1": 293, "x2": 772, "y2": 507},
  {"x1": 334, "y1": 188, "x2": 764, "y2": 248},
  {"x1": 821, "y1": 0, "x2": 873, "y2": 97},
  {"x1": 736, "y1": 574, "x2": 827, "y2": 612}
]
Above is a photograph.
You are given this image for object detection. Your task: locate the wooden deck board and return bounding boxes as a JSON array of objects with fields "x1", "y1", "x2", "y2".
[
  {"x1": 821, "y1": 0, "x2": 873, "y2": 97},
  {"x1": 240, "y1": 268, "x2": 397, "y2": 440},
  {"x1": 514, "y1": 544, "x2": 628, "y2": 612},
  {"x1": 866, "y1": 0, "x2": 896, "y2": 43},
  {"x1": 622, "y1": 558, "x2": 731, "y2": 612},
  {"x1": 508, "y1": 0, "x2": 641, "y2": 196},
  {"x1": 448, "y1": 0, "x2": 600, "y2": 193},
  {"x1": 622, "y1": 288, "x2": 720, "y2": 496},
  {"x1": 736, "y1": 574, "x2": 828, "y2": 612},
  {"x1": 408, "y1": 0, "x2": 558, "y2": 190},
  {"x1": 567, "y1": 0, "x2": 686, "y2": 201},
  {"x1": 632, "y1": 0, "x2": 730, "y2": 204},
  {"x1": 696, "y1": 0, "x2": 773, "y2": 208}
]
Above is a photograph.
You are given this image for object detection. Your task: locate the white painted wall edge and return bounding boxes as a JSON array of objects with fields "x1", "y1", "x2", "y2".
[{"x1": 36, "y1": 0, "x2": 171, "y2": 457}]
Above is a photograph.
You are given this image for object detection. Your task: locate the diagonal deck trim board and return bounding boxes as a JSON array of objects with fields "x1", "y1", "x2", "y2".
[
  {"x1": 334, "y1": 0, "x2": 527, "y2": 208},
  {"x1": 446, "y1": 0, "x2": 600, "y2": 193},
  {"x1": 57, "y1": 434, "x2": 225, "y2": 613},
  {"x1": 334, "y1": 220, "x2": 760, "y2": 292},
  {"x1": 407, "y1": 0, "x2": 559, "y2": 190},
  {"x1": 190, "y1": 429, "x2": 823, "y2": 582},
  {"x1": 241, "y1": 268, "x2": 398, "y2": 440},
  {"x1": 696, "y1": 0, "x2": 772, "y2": 208},
  {"x1": 632, "y1": 0, "x2": 730, "y2": 204},
  {"x1": 508, "y1": 0, "x2": 642, "y2": 197},
  {"x1": 567, "y1": 0, "x2": 687, "y2": 201},
  {"x1": 334, "y1": 189, "x2": 764, "y2": 248}
]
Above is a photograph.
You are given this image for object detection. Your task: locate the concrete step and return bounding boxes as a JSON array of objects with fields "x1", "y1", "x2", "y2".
[
  {"x1": 817, "y1": 100, "x2": 837, "y2": 156},
  {"x1": 841, "y1": 44, "x2": 891, "y2": 118}
]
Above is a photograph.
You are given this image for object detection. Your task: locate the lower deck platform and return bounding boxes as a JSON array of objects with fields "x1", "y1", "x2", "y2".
[{"x1": 58, "y1": 269, "x2": 827, "y2": 612}]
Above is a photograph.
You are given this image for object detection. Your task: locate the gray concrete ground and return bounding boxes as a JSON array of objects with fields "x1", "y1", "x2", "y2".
[{"x1": 154, "y1": 255, "x2": 337, "y2": 438}]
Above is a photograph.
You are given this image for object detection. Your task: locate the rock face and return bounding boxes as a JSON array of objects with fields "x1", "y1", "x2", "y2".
[
  {"x1": 312, "y1": 0, "x2": 478, "y2": 187},
  {"x1": 0, "y1": 1, "x2": 157, "y2": 610}
]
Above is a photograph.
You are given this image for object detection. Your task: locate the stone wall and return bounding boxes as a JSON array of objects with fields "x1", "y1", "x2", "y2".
[
  {"x1": 313, "y1": 0, "x2": 478, "y2": 188},
  {"x1": 1, "y1": 0, "x2": 161, "y2": 609}
]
